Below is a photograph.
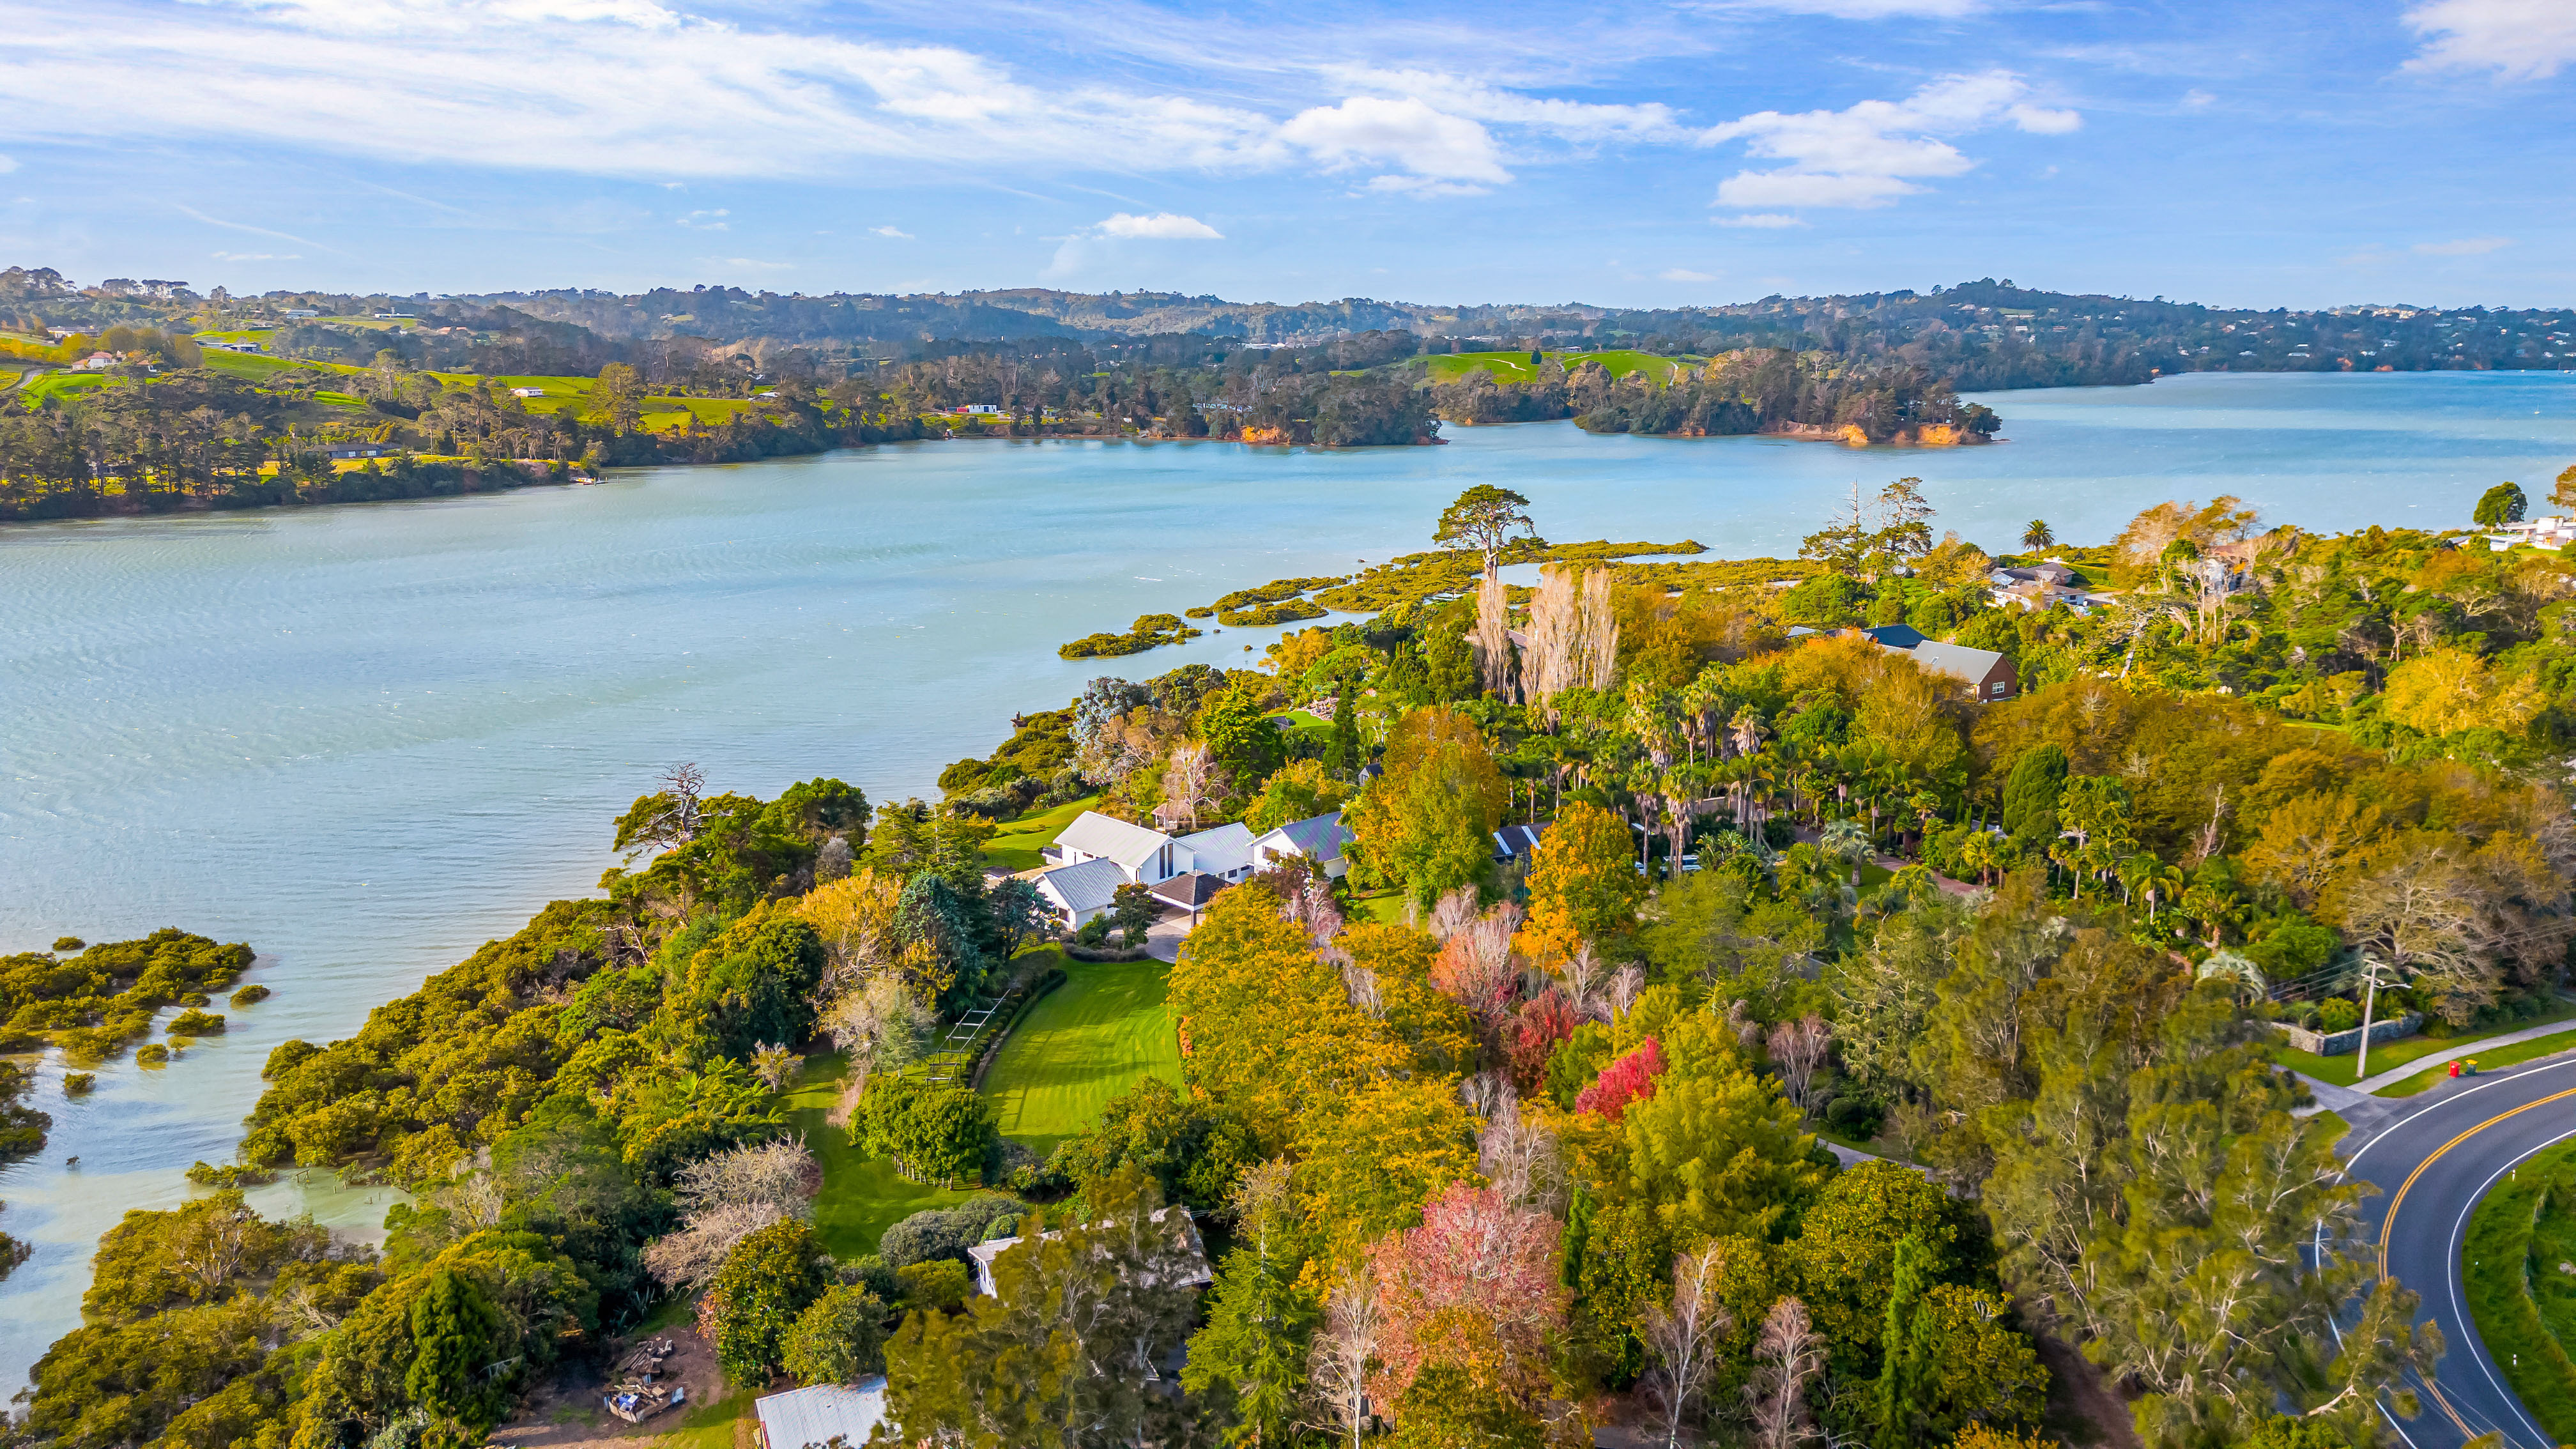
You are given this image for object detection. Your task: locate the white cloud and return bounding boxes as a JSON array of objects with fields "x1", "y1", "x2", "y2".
[
  {"x1": 1363, "y1": 174, "x2": 1492, "y2": 199},
  {"x1": 1282, "y1": 95, "x2": 1510, "y2": 188},
  {"x1": 1700, "y1": 71, "x2": 2078, "y2": 213},
  {"x1": 1659, "y1": 268, "x2": 1718, "y2": 281},
  {"x1": 1320, "y1": 67, "x2": 1682, "y2": 143},
  {"x1": 0, "y1": 153, "x2": 17, "y2": 174},
  {"x1": 1713, "y1": 212, "x2": 1805, "y2": 227},
  {"x1": 868, "y1": 224, "x2": 912, "y2": 238},
  {"x1": 677, "y1": 207, "x2": 728, "y2": 229},
  {"x1": 1094, "y1": 211, "x2": 1222, "y2": 240},
  {"x1": 2414, "y1": 236, "x2": 2512, "y2": 255},
  {"x1": 0, "y1": 0, "x2": 1294, "y2": 179},
  {"x1": 2404, "y1": 0, "x2": 2576, "y2": 80},
  {"x1": 1703, "y1": 0, "x2": 1984, "y2": 15},
  {"x1": 2181, "y1": 88, "x2": 2216, "y2": 107}
]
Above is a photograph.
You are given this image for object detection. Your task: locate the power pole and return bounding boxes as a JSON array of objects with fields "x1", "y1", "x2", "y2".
[{"x1": 2353, "y1": 954, "x2": 2399, "y2": 1082}]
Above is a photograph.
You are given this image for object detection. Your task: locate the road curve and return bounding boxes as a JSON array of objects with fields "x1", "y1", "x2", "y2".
[{"x1": 2342, "y1": 1052, "x2": 2576, "y2": 1449}]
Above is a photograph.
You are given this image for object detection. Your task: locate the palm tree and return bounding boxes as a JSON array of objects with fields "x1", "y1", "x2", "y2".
[
  {"x1": 1820, "y1": 818, "x2": 1873, "y2": 887},
  {"x1": 2023, "y1": 519, "x2": 2054, "y2": 551}
]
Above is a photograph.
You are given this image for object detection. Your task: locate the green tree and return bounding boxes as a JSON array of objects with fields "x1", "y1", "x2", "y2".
[
  {"x1": 1346, "y1": 707, "x2": 1508, "y2": 910},
  {"x1": 706, "y1": 1220, "x2": 827, "y2": 1384},
  {"x1": 857, "y1": 1079, "x2": 998, "y2": 1186},
  {"x1": 404, "y1": 1271, "x2": 507, "y2": 1427},
  {"x1": 1998, "y1": 745, "x2": 2066, "y2": 848},
  {"x1": 882, "y1": 1166, "x2": 1209, "y2": 1445},
  {"x1": 1199, "y1": 680, "x2": 1287, "y2": 788},
  {"x1": 781, "y1": 1284, "x2": 891, "y2": 1386},
  {"x1": 2021, "y1": 519, "x2": 2053, "y2": 551},
  {"x1": 656, "y1": 903, "x2": 825, "y2": 1067},
  {"x1": 1433, "y1": 484, "x2": 1535, "y2": 576},
  {"x1": 1182, "y1": 1163, "x2": 1315, "y2": 1446},
  {"x1": 589, "y1": 362, "x2": 645, "y2": 434},
  {"x1": 2556, "y1": 462, "x2": 2576, "y2": 513},
  {"x1": 1244, "y1": 759, "x2": 1352, "y2": 833},
  {"x1": 1112, "y1": 882, "x2": 1160, "y2": 949},
  {"x1": 2474, "y1": 481, "x2": 2527, "y2": 527},
  {"x1": 1327, "y1": 688, "x2": 1360, "y2": 776}
]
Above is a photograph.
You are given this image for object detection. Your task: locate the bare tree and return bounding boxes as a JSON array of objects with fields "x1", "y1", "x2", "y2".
[
  {"x1": 1428, "y1": 885, "x2": 1483, "y2": 942},
  {"x1": 1305, "y1": 1266, "x2": 1383, "y2": 1449},
  {"x1": 1643, "y1": 1241, "x2": 1735, "y2": 1448},
  {"x1": 620, "y1": 762, "x2": 706, "y2": 855},
  {"x1": 1744, "y1": 1296, "x2": 1825, "y2": 1449},
  {"x1": 1475, "y1": 568, "x2": 1516, "y2": 701},
  {"x1": 1577, "y1": 565, "x2": 1619, "y2": 690},
  {"x1": 1765, "y1": 1015, "x2": 1832, "y2": 1116},
  {"x1": 751, "y1": 1041, "x2": 804, "y2": 1092},
  {"x1": 644, "y1": 1137, "x2": 824, "y2": 1289},
  {"x1": 1560, "y1": 942, "x2": 1611, "y2": 1022},
  {"x1": 1161, "y1": 740, "x2": 1223, "y2": 831},
  {"x1": 1609, "y1": 962, "x2": 1646, "y2": 1020},
  {"x1": 170, "y1": 1199, "x2": 257, "y2": 1298},
  {"x1": 1476, "y1": 1082, "x2": 1565, "y2": 1213}
]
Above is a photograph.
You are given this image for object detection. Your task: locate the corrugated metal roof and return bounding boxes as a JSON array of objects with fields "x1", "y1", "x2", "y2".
[
  {"x1": 1036, "y1": 856, "x2": 1127, "y2": 914},
  {"x1": 754, "y1": 1381, "x2": 885, "y2": 1449},
  {"x1": 1052, "y1": 810, "x2": 1172, "y2": 874},
  {"x1": 1257, "y1": 811, "x2": 1350, "y2": 862}
]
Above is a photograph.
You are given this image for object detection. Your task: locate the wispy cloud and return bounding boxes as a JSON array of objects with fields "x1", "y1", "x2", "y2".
[
  {"x1": 1699, "y1": 71, "x2": 2078, "y2": 212},
  {"x1": 0, "y1": 153, "x2": 17, "y2": 174},
  {"x1": 710, "y1": 256, "x2": 793, "y2": 271},
  {"x1": 1659, "y1": 267, "x2": 1718, "y2": 281},
  {"x1": 677, "y1": 208, "x2": 728, "y2": 229},
  {"x1": 212, "y1": 250, "x2": 298, "y2": 261},
  {"x1": 2414, "y1": 236, "x2": 2511, "y2": 255},
  {"x1": 174, "y1": 201, "x2": 334, "y2": 252},
  {"x1": 1715, "y1": 212, "x2": 1805, "y2": 228},
  {"x1": 869, "y1": 224, "x2": 912, "y2": 238},
  {"x1": 1094, "y1": 211, "x2": 1222, "y2": 240},
  {"x1": 2404, "y1": 0, "x2": 2576, "y2": 80}
]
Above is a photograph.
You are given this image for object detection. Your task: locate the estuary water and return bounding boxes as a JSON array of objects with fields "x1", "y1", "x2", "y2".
[{"x1": 1, "y1": 369, "x2": 2572, "y2": 1385}]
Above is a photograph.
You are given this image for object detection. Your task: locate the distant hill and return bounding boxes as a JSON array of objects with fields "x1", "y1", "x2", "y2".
[{"x1": 8, "y1": 264, "x2": 2573, "y2": 387}]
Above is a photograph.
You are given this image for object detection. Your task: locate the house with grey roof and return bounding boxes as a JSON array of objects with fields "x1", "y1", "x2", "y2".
[
  {"x1": 1249, "y1": 811, "x2": 1353, "y2": 878},
  {"x1": 1047, "y1": 809, "x2": 1181, "y2": 882},
  {"x1": 753, "y1": 1380, "x2": 887, "y2": 1449},
  {"x1": 1031, "y1": 855, "x2": 1128, "y2": 928}
]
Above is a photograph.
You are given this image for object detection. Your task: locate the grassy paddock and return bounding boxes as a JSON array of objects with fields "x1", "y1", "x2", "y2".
[
  {"x1": 1422, "y1": 349, "x2": 1698, "y2": 387},
  {"x1": 982, "y1": 794, "x2": 1100, "y2": 873},
  {"x1": 2464, "y1": 1138, "x2": 2576, "y2": 1443},
  {"x1": 980, "y1": 956, "x2": 1181, "y2": 1158},
  {"x1": 780, "y1": 1053, "x2": 979, "y2": 1259}
]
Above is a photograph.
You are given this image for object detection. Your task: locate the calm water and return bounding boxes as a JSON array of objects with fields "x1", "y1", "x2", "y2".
[{"x1": 1, "y1": 370, "x2": 2571, "y2": 1384}]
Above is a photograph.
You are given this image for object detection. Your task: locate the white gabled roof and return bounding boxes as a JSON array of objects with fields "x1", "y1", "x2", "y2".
[
  {"x1": 1052, "y1": 809, "x2": 1172, "y2": 875},
  {"x1": 1252, "y1": 811, "x2": 1351, "y2": 863},
  {"x1": 1175, "y1": 821, "x2": 1254, "y2": 875},
  {"x1": 755, "y1": 1381, "x2": 885, "y2": 1449},
  {"x1": 1036, "y1": 857, "x2": 1128, "y2": 915}
]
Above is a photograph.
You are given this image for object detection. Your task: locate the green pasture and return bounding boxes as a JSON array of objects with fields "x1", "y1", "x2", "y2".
[
  {"x1": 983, "y1": 794, "x2": 1100, "y2": 872},
  {"x1": 981, "y1": 956, "x2": 1183, "y2": 1157},
  {"x1": 781, "y1": 1052, "x2": 979, "y2": 1260},
  {"x1": 1422, "y1": 349, "x2": 1698, "y2": 387},
  {"x1": 2465, "y1": 1138, "x2": 2576, "y2": 1444},
  {"x1": 19, "y1": 372, "x2": 110, "y2": 404}
]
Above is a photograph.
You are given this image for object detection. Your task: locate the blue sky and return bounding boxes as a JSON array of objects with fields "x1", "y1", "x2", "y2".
[{"x1": 0, "y1": 0, "x2": 2569, "y2": 310}]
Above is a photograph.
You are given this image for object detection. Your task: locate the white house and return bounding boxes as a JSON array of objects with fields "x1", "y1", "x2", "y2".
[
  {"x1": 1049, "y1": 810, "x2": 1181, "y2": 882},
  {"x1": 966, "y1": 1208, "x2": 1213, "y2": 1298},
  {"x1": 1249, "y1": 811, "x2": 1354, "y2": 878},
  {"x1": 1030, "y1": 856, "x2": 1126, "y2": 928},
  {"x1": 753, "y1": 1380, "x2": 886, "y2": 1449},
  {"x1": 509, "y1": 387, "x2": 546, "y2": 398},
  {"x1": 2488, "y1": 516, "x2": 2576, "y2": 551}
]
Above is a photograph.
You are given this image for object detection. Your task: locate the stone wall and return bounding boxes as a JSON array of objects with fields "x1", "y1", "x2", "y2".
[{"x1": 2272, "y1": 1013, "x2": 2421, "y2": 1057}]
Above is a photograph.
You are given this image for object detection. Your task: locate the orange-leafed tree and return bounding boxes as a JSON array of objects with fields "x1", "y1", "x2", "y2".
[{"x1": 1519, "y1": 799, "x2": 1646, "y2": 964}]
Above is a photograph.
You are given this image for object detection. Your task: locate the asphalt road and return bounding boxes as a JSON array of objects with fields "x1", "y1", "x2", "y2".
[{"x1": 2342, "y1": 1053, "x2": 2576, "y2": 1449}]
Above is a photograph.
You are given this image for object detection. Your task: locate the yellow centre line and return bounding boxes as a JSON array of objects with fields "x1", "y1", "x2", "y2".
[
  {"x1": 2375, "y1": 1084, "x2": 2576, "y2": 1276},
  {"x1": 2373, "y1": 1084, "x2": 2576, "y2": 1441}
]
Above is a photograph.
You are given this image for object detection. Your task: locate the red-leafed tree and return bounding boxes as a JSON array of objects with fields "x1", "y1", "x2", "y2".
[
  {"x1": 1575, "y1": 1036, "x2": 1666, "y2": 1121},
  {"x1": 1506, "y1": 987, "x2": 1581, "y2": 1092},
  {"x1": 1430, "y1": 905, "x2": 1522, "y2": 1028},
  {"x1": 1367, "y1": 1183, "x2": 1568, "y2": 1414}
]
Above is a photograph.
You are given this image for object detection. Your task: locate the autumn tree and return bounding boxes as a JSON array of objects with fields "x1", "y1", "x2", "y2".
[
  {"x1": 1519, "y1": 800, "x2": 1647, "y2": 963},
  {"x1": 1346, "y1": 707, "x2": 1508, "y2": 910},
  {"x1": 1368, "y1": 1183, "x2": 1567, "y2": 1417}
]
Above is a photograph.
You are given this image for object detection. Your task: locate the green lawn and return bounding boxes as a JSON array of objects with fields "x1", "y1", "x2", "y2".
[
  {"x1": 19, "y1": 371, "x2": 109, "y2": 404},
  {"x1": 982, "y1": 793, "x2": 1101, "y2": 872},
  {"x1": 981, "y1": 957, "x2": 1182, "y2": 1157},
  {"x1": 2379, "y1": 1025, "x2": 2576, "y2": 1098},
  {"x1": 1422, "y1": 349, "x2": 1697, "y2": 387},
  {"x1": 2465, "y1": 1138, "x2": 2576, "y2": 1444},
  {"x1": 2262, "y1": 1002, "x2": 2576, "y2": 1090},
  {"x1": 780, "y1": 1053, "x2": 979, "y2": 1260},
  {"x1": 1349, "y1": 888, "x2": 1409, "y2": 925}
]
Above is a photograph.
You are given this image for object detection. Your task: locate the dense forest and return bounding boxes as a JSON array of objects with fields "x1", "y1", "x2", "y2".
[{"x1": 14, "y1": 471, "x2": 2575, "y2": 1448}]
